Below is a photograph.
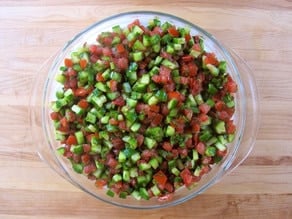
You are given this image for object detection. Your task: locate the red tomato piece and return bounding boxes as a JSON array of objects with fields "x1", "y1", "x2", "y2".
[
  {"x1": 50, "y1": 112, "x2": 60, "y2": 121},
  {"x1": 78, "y1": 99, "x2": 89, "y2": 109},
  {"x1": 226, "y1": 120, "x2": 236, "y2": 134},
  {"x1": 162, "y1": 142, "x2": 173, "y2": 152},
  {"x1": 204, "y1": 52, "x2": 219, "y2": 66},
  {"x1": 153, "y1": 170, "x2": 168, "y2": 188},
  {"x1": 64, "y1": 58, "x2": 73, "y2": 67},
  {"x1": 180, "y1": 168, "x2": 193, "y2": 187},
  {"x1": 66, "y1": 135, "x2": 77, "y2": 146},
  {"x1": 84, "y1": 163, "x2": 97, "y2": 174},
  {"x1": 116, "y1": 43, "x2": 125, "y2": 53},
  {"x1": 81, "y1": 154, "x2": 91, "y2": 164},
  {"x1": 196, "y1": 142, "x2": 206, "y2": 155},
  {"x1": 79, "y1": 59, "x2": 87, "y2": 69},
  {"x1": 167, "y1": 26, "x2": 180, "y2": 37},
  {"x1": 74, "y1": 87, "x2": 88, "y2": 97},
  {"x1": 95, "y1": 179, "x2": 107, "y2": 189},
  {"x1": 199, "y1": 103, "x2": 211, "y2": 114},
  {"x1": 112, "y1": 96, "x2": 125, "y2": 106},
  {"x1": 109, "y1": 80, "x2": 118, "y2": 92}
]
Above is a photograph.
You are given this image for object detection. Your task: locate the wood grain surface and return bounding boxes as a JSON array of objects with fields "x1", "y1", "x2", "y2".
[{"x1": 0, "y1": 0, "x2": 292, "y2": 218}]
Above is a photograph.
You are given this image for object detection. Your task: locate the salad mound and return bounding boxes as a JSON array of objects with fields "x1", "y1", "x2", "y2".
[{"x1": 50, "y1": 18, "x2": 237, "y2": 201}]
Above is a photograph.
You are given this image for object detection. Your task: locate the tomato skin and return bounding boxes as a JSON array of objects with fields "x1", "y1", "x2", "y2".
[
  {"x1": 225, "y1": 76, "x2": 238, "y2": 93},
  {"x1": 112, "y1": 96, "x2": 125, "y2": 106},
  {"x1": 109, "y1": 80, "x2": 118, "y2": 92},
  {"x1": 74, "y1": 87, "x2": 88, "y2": 97},
  {"x1": 95, "y1": 179, "x2": 107, "y2": 189},
  {"x1": 226, "y1": 120, "x2": 236, "y2": 134},
  {"x1": 78, "y1": 99, "x2": 89, "y2": 109},
  {"x1": 116, "y1": 43, "x2": 125, "y2": 53},
  {"x1": 168, "y1": 26, "x2": 179, "y2": 37},
  {"x1": 199, "y1": 103, "x2": 211, "y2": 114},
  {"x1": 50, "y1": 112, "x2": 60, "y2": 120},
  {"x1": 153, "y1": 170, "x2": 168, "y2": 188},
  {"x1": 204, "y1": 52, "x2": 219, "y2": 66},
  {"x1": 79, "y1": 59, "x2": 87, "y2": 69},
  {"x1": 66, "y1": 135, "x2": 77, "y2": 146},
  {"x1": 162, "y1": 142, "x2": 172, "y2": 151},
  {"x1": 180, "y1": 168, "x2": 193, "y2": 187},
  {"x1": 196, "y1": 142, "x2": 206, "y2": 155},
  {"x1": 64, "y1": 58, "x2": 73, "y2": 67}
]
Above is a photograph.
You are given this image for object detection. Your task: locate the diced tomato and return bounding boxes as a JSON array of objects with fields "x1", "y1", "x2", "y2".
[
  {"x1": 136, "y1": 134, "x2": 144, "y2": 147},
  {"x1": 162, "y1": 142, "x2": 172, "y2": 151},
  {"x1": 204, "y1": 52, "x2": 219, "y2": 66},
  {"x1": 179, "y1": 148, "x2": 188, "y2": 158},
  {"x1": 78, "y1": 99, "x2": 89, "y2": 109},
  {"x1": 201, "y1": 156, "x2": 212, "y2": 165},
  {"x1": 168, "y1": 26, "x2": 179, "y2": 37},
  {"x1": 198, "y1": 113, "x2": 209, "y2": 122},
  {"x1": 217, "y1": 149, "x2": 228, "y2": 157},
  {"x1": 64, "y1": 58, "x2": 73, "y2": 67},
  {"x1": 81, "y1": 154, "x2": 91, "y2": 164},
  {"x1": 50, "y1": 112, "x2": 60, "y2": 120},
  {"x1": 189, "y1": 78, "x2": 202, "y2": 96},
  {"x1": 118, "y1": 120, "x2": 127, "y2": 130},
  {"x1": 106, "y1": 157, "x2": 118, "y2": 168},
  {"x1": 149, "y1": 104, "x2": 160, "y2": 113},
  {"x1": 84, "y1": 163, "x2": 97, "y2": 174},
  {"x1": 116, "y1": 43, "x2": 125, "y2": 53},
  {"x1": 188, "y1": 62, "x2": 198, "y2": 76},
  {"x1": 95, "y1": 179, "x2": 107, "y2": 189},
  {"x1": 225, "y1": 76, "x2": 238, "y2": 93},
  {"x1": 180, "y1": 76, "x2": 189, "y2": 85},
  {"x1": 135, "y1": 103, "x2": 146, "y2": 113},
  {"x1": 117, "y1": 57, "x2": 128, "y2": 71},
  {"x1": 215, "y1": 101, "x2": 226, "y2": 111},
  {"x1": 67, "y1": 68, "x2": 77, "y2": 77},
  {"x1": 184, "y1": 33, "x2": 191, "y2": 42},
  {"x1": 181, "y1": 55, "x2": 193, "y2": 62},
  {"x1": 161, "y1": 104, "x2": 169, "y2": 116},
  {"x1": 217, "y1": 111, "x2": 231, "y2": 121},
  {"x1": 180, "y1": 168, "x2": 193, "y2": 187},
  {"x1": 164, "y1": 182, "x2": 174, "y2": 193},
  {"x1": 151, "y1": 26, "x2": 163, "y2": 36},
  {"x1": 183, "y1": 109, "x2": 193, "y2": 121},
  {"x1": 153, "y1": 170, "x2": 168, "y2": 188},
  {"x1": 226, "y1": 120, "x2": 236, "y2": 134},
  {"x1": 185, "y1": 137, "x2": 193, "y2": 149},
  {"x1": 90, "y1": 54, "x2": 99, "y2": 63},
  {"x1": 199, "y1": 103, "x2": 211, "y2": 114},
  {"x1": 192, "y1": 43, "x2": 201, "y2": 52},
  {"x1": 85, "y1": 133, "x2": 98, "y2": 143},
  {"x1": 191, "y1": 120, "x2": 201, "y2": 133},
  {"x1": 74, "y1": 87, "x2": 88, "y2": 97},
  {"x1": 112, "y1": 96, "x2": 125, "y2": 106},
  {"x1": 151, "y1": 114, "x2": 163, "y2": 126},
  {"x1": 111, "y1": 137, "x2": 124, "y2": 149},
  {"x1": 163, "y1": 81, "x2": 175, "y2": 93},
  {"x1": 109, "y1": 80, "x2": 118, "y2": 92},
  {"x1": 168, "y1": 91, "x2": 182, "y2": 101},
  {"x1": 79, "y1": 59, "x2": 87, "y2": 69},
  {"x1": 72, "y1": 154, "x2": 81, "y2": 163},
  {"x1": 109, "y1": 118, "x2": 119, "y2": 125},
  {"x1": 60, "y1": 117, "x2": 69, "y2": 129},
  {"x1": 196, "y1": 142, "x2": 206, "y2": 155},
  {"x1": 66, "y1": 135, "x2": 77, "y2": 146},
  {"x1": 82, "y1": 144, "x2": 91, "y2": 153},
  {"x1": 102, "y1": 47, "x2": 112, "y2": 56},
  {"x1": 171, "y1": 149, "x2": 179, "y2": 158},
  {"x1": 152, "y1": 74, "x2": 161, "y2": 83},
  {"x1": 127, "y1": 19, "x2": 141, "y2": 30},
  {"x1": 96, "y1": 72, "x2": 105, "y2": 82}
]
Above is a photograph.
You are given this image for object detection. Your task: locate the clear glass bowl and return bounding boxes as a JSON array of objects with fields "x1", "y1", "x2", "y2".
[{"x1": 30, "y1": 11, "x2": 260, "y2": 209}]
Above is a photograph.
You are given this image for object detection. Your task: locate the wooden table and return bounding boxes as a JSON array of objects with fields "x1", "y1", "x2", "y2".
[{"x1": 1, "y1": 1, "x2": 291, "y2": 218}]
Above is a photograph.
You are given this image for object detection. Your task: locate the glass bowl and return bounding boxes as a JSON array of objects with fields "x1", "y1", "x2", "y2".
[{"x1": 30, "y1": 11, "x2": 260, "y2": 209}]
